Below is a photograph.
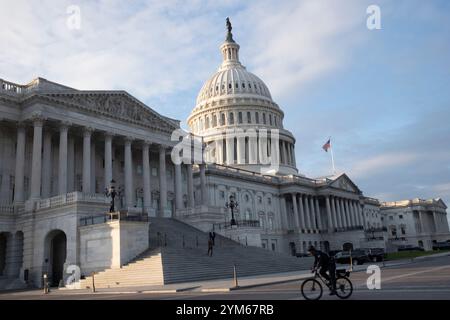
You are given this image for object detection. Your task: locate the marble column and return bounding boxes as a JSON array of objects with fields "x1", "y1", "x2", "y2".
[
  {"x1": 215, "y1": 139, "x2": 223, "y2": 164},
  {"x1": 104, "y1": 133, "x2": 113, "y2": 190},
  {"x1": 315, "y1": 197, "x2": 322, "y2": 231},
  {"x1": 326, "y1": 196, "x2": 333, "y2": 232},
  {"x1": 298, "y1": 194, "x2": 306, "y2": 230},
  {"x1": 174, "y1": 163, "x2": 183, "y2": 210},
  {"x1": 82, "y1": 127, "x2": 93, "y2": 194},
  {"x1": 14, "y1": 124, "x2": 26, "y2": 203},
  {"x1": 90, "y1": 142, "x2": 96, "y2": 193},
  {"x1": 142, "y1": 142, "x2": 151, "y2": 213},
  {"x1": 304, "y1": 195, "x2": 311, "y2": 230},
  {"x1": 58, "y1": 123, "x2": 69, "y2": 195},
  {"x1": 336, "y1": 198, "x2": 344, "y2": 228},
  {"x1": 236, "y1": 131, "x2": 245, "y2": 164},
  {"x1": 285, "y1": 143, "x2": 291, "y2": 165},
  {"x1": 200, "y1": 164, "x2": 207, "y2": 205},
  {"x1": 225, "y1": 135, "x2": 234, "y2": 165},
  {"x1": 309, "y1": 196, "x2": 316, "y2": 230},
  {"x1": 41, "y1": 130, "x2": 52, "y2": 198},
  {"x1": 359, "y1": 204, "x2": 366, "y2": 229},
  {"x1": 291, "y1": 144, "x2": 297, "y2": 168},
  {"x1": 124, "y1": 137, "x2": 133, "y2": 209},
  {"x1": 186, "y1": 164, "x2": 194, "y2": 207},
  {"x1": 352, "y1": 201, "x2": 360, "y2": 226},
  {"x1": 30, "y1": 117, "x2": 44, "y2": 199},
  {"x1": 292, "y1": 193, "x2": 300, "y2": 229},
  {"x1": 344, "y1": 200, "x2": 352, "y2": 227},
  {"x1": 280, "y1": 195, "x2": 288, "y2": 229},
  {"x1": 332, "y1": 197, "x2": 340, "y2": 229},
  {"x1": 67, "y1": 137, "x2": 75, "y2": 192},
  {"x1": 159, "y1": 145, "x2": 167, "y2": 216}
]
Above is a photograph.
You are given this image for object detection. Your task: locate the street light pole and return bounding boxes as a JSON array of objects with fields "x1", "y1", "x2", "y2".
[{"x1": 225, "y1": 195, "x2": 238, "y2": 226}]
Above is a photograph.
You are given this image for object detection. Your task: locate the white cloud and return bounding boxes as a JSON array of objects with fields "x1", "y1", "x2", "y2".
[{"x1": 349, "y1": 152, "x2": 419, "y2": 179}]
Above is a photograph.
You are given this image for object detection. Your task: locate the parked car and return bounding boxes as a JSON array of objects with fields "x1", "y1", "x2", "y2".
[
  {"x1": 397, "y1": 245, "x2": 425, "y2": 252},
  {"x1": 363, "y1": 248, "x2": 387, "y2": 262},
  {"x1": 334, "y1": 250, "x2": 370, "y2": 265},
  {"x1": 432, "y1": 242, "x2": 450, "y2": 250},
  {"x1": 295, "y1": 252, "x2": 310, "y2": 258}
]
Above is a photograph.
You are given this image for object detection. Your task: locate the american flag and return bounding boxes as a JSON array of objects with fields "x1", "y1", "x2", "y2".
[{"x1": 322, "y1": 138, "x2": 331, "y2": 152}]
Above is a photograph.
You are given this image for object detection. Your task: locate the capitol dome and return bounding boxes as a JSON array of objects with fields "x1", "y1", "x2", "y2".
[
  {"x1": 195, "y1": 57, "x2": 273, "y2": 105},
  {"x1": 188, "y1": 19, "x2": 298, "y2": 176}
]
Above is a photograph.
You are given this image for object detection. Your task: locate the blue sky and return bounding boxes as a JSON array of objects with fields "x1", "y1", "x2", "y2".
[{"x1": 1, "y1": 0, "x2": 449, "y2": 217}]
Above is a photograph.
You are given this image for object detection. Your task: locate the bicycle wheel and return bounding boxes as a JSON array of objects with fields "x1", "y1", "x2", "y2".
[
  {"x1": 301, "y1": 279, "x2": 323, "y2": 300},
  {"x1": 335, "y1": 276, "x2": 353, "y2": 299}
]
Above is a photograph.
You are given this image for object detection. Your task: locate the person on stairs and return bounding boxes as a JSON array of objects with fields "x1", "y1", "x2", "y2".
[{"x1": 207, "y1": 238, "x2": 214, "y2": 257}]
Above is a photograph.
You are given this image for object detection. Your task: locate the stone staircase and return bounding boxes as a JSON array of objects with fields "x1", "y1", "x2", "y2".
[
  {"x1": 0, "y1": 276, "x2": 28, "y2": 291},
  {"x1": 77, "y1": 218, "x2": 313, "y2": 289}
]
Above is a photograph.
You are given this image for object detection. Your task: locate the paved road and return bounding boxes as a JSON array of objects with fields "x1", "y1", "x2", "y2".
[{"x1": 2, "y1": 256, "x2": 450, "y2": 300}]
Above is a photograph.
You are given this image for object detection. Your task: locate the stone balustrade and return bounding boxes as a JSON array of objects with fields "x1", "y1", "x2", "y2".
[{"x1": 35, "y1": 192, "x2": 108, "y2": 211}]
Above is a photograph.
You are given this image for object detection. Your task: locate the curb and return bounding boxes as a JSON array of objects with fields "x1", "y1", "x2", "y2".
[{"x1": 201, "y1": 274, "x2": 312, "y2": 292}]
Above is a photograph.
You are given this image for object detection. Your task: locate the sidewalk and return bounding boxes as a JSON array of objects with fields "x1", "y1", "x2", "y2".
[{"x1": 3, "y1": 251, "x2": 449, "y2": 297}]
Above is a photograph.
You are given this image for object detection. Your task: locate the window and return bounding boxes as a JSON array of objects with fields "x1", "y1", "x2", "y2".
[
  {"x1": 247, "y1": 112, "x2": 251, "y2": 123},
  {"x1": 238, "y1": 112, "x2": 243, "y2": 124},
  {"x1": 242, "y1": 83, "x2": 245, "y2": 88},
  {"x1": 255, "y1": 113, "x2": 259, "y2": 124},
  {"x1": 269, "y1": 114, "x2": 273, "y2": 126},
  {"x1": 151, "y1": 167, "x2": 158, "y2": 176},
  {"x1": 229, "y1": 112, "x2": 234, "y2": 125},
  {"x1": 220, "y1": 191, "x2": 225, "y2": 199},
  {"x1": 389, "y1": 216, "x2": 394, "y2": 221},
  {"x1": 205, "y1": 116, "x2": 209, "y2": 129},
  {"x1": 262, "y1": 113, "x2": 266, "y2": 124},
  {"x1": 267, "y1": 197, "x2": 272, "y2": 205},
  {"x1": 244, "y1": 194, "x2": 249, "y2": 202},
  {"x1": 257, "y1": 196, "x2": 262, "y2": 203},
  {"x1": 228, "y1": 83, "x2": 231, "y2": 89},
  {"x1": 401, "y1": 226, "x2": 406, "y2": 235},
  {"x1": 220, "y1": 113, "x2": 225, "y2": 126},
  {"x1": 212, "y1": 114, "x2": 217, "y2": 127},
  {"x1": 399, "y1": 215, "x2": 403, "y2": 219}
]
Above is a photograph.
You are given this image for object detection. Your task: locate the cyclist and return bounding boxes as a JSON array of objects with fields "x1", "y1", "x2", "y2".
[{"x1": 308, "y1": 245, "x2": 337, "y2": 295}]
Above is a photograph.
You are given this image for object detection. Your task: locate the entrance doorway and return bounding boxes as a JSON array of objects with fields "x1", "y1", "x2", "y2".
[{"x1": 45, "y1": 230, "x2": 67, "y2": 287}]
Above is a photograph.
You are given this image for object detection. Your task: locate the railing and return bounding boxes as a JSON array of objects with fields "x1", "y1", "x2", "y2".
[
  {"x1": 0, "y1": 78, "x2": 40, "y2": 95},
  {"x1": 79, "y1": 211, "x2": 149, "y2": 227},
  {"x1": 35, "y1": 192, "x2": 108, "y2": 211},
  {"x1": 334, "y1": 225, "x2": 364, "y2": 233},
  {"x1": 0, "y1": 202, "x2": 14, "y2": 214},
  {"x1": 365, "y1": 227, "x2": 387, "y2": 233},
  {"x1": 213, "y1": 219, "x2": 261, "y2": 230}
]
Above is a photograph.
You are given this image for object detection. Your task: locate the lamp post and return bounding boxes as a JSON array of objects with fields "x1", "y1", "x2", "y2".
[
  {"x1": 225, "y1": 194, "x2": 238, "y2": 226},
  {"x1": 105, "y1": 179, "x2": 117, "y2": 213}
]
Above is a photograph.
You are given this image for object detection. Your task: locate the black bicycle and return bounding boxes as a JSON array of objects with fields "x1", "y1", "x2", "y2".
[{"x1": 301, "y1": 268, "x2": 353, "y2": 300}]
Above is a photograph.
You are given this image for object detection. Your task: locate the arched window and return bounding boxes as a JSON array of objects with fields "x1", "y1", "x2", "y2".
[
  {"x1": 269, "y1": 114, "x2": 273, "y2": 126},
  {"x1": 247, "y1": 112, "x2": 251, "y2": 123},
  {"x1": 229, "y1": 112, "x2": 234, "y2": 125},
  {"x1": 262, "y1": 113, "x2": 266, "y2": 124},
  {"x1": 238, "y1": 112, "x2": 243, "y2": 124},
  {"x1": 212, "y1": 114, "x2": 217, "y2": 127},
  {"x1": 205, "y1": 116, "x2": 209, "y2": 129},
  {"x1": 255, "y1": 112, "x2": 259, "y2": 124},
  {"x1": 220, "y1": 113, "x2": 225, "y2": 126}
]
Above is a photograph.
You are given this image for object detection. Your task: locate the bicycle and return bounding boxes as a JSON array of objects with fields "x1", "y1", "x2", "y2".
[{"x1": 301, "y1": 268, "x2": 353, "y2": 300}]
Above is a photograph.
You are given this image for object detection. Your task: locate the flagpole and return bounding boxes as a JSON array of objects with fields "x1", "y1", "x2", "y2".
[{"x1": 329, "y1": 137, "x2": 336, "y2": 176}]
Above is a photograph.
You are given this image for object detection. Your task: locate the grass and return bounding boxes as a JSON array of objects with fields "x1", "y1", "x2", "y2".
[{"x1": 385, "y1": 249, "x2": 450, "y2": 261}]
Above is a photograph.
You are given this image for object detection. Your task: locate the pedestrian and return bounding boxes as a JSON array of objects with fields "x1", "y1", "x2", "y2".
[
  {"x1": 207, "y1": 238, "x2": 214, "y2": 257},
  {"x1": 209, "y1": 231, "x2": 216, "y2": 246}
]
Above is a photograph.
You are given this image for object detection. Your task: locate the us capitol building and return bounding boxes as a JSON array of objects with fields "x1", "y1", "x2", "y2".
[{"x1": 0, "y1": 21, "x2": 449, "y2": 289}]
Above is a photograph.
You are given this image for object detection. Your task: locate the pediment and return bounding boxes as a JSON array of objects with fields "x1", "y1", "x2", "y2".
[
  {"x1": 329, "y1": 174, "x2": 361, "y2": 194},
  {"x1": 39, "y1": 91, "x2": 179, "y2": 133}
]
